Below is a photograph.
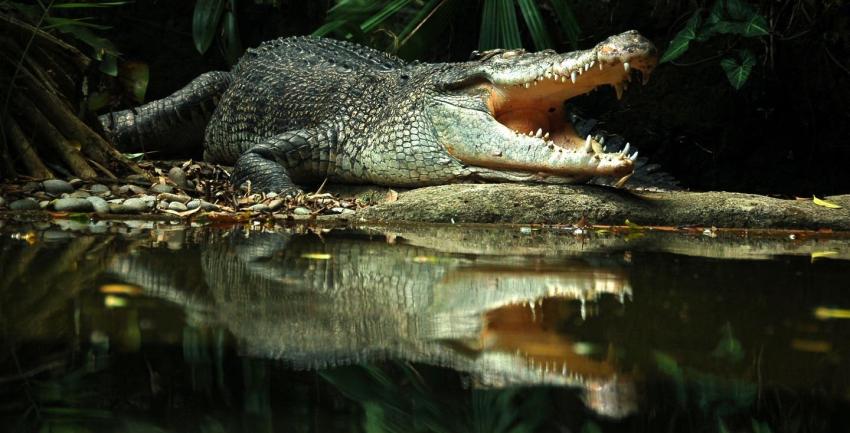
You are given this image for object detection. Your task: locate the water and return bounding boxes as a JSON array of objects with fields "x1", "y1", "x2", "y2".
[{"x1": 1, "y1": 221, "x2": 849, "y2": 432}]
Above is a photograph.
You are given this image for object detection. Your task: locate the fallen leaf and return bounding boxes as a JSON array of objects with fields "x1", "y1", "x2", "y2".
[
  {"x1": 625, "y1": 219, "x2": 645, "y2": 230},
  {"x1": 813, "y1": 196, "x2": 842, "y2": 209},
  {"x1": 301, "y1": 253, "x2": 332, "y2": 260},
  {"x1": 811, "y1": 250, "x2": 839, "y2": 262}
]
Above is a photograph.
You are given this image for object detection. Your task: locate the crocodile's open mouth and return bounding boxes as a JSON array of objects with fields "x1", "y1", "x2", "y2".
[
  {"x1": 486, "y1": 57, "x2": 653, "y2": 157},
  {"x1": 432, "y1": 31, "x2": 658, "y2": 186}
]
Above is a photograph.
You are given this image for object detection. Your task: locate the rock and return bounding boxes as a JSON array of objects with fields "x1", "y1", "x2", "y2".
[
  {"x1": 85, "y1": 196, "x2": 110, "y2": 213},
  {"x1": 69, "y1": 190, "x2": 91, "y2": 198},
  {"x1": 68, "y1": 178, "x2": 84, "y2": 187},
  {"x1": 89, "y1": 184, "x2": 110, "y2": 195},
  {"x1": 43, "y1": 179, "x2": 74, "y2": 194},
  {"x1": 330, "y1": 207, "x2": 344, "y2": 213},
  {"x1": 268, "y1": 199, "x2": 284, "y2": 210},
  {"x1": 39, "y1": 201, "x2": 50, "y2": 209},
  {"x1": 200, "y1": 200, "x2": 219, "y2": 211},
  {"x1": 122, "y1": 198, "x2": 150, "y2": 213},
  {"x1": 167, "y1": 167, "x2": 190, "y2": 189},
  {"x1": 168, "y1": 201, "x2": 188, "y2": 212},
  {"x1": 293, "y1": 207, "x2": 311, "y2": 215},
  {"x1": 151, "y1": 184, "x2": 173, "y2": 194},
  {"x1": 126, "y1": 174, "x2": 148, "y2": 182},
  {"x1": 341, "y1": 208, "x2": 356, "y2": 215},
  {"x1": 248, "y1": 203, "x2": 269, "y2": 212},
  {"x1": 125, "y1": 185, "x2": 147, "y2": 195},
  {"x1": 186, "y1": 199, "x2": 201, "y2": 210},
  {"x1": 266, "y1": 192, "x2": 279, "y2": 199},
  {"x1": 53, "y1": 198, "x2": 94, "y2": 212},
  {"x1": 157, "y1": 200, "x2": 169, "y2": 210},
  {"x1": 157, "y1": 193, "x2": 191, "y2": 203},
  {"x1": 139, "y1": 195, "x2": 157, "y2": 204},
  {"x1": 9, "y1": 198, "x2": 39, "y2": 210}
]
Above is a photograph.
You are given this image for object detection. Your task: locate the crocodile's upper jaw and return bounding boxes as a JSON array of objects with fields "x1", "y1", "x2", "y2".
[{"x1": 431, "y1": 30, "x2": 657, "y2": 185}]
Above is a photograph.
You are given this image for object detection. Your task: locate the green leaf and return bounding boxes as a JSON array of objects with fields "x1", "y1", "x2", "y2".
[
  {"x1": 479, "y1": 0, "x2": 498, "y2": 50},
  {"x1": 517, "y1": 0, "x2": 553, "y2": 50},
  {"x1": 548, "y1": 0, "x2": 581, "y2": 49},
  {"x1": 52, "y1": 1, "x2": 131, "y2": 9},
  {"x1": 497, "y1": 0, "x2": 522, "y2": 49},
  {"x1": 99, "y1": 53, "x2": 118, "y2": 76},
  {"x1": 44, "y1": 16, "x2": 112, "y2": 30},
  {"x1": 359, "y1": 0, "x2": 414, "y2": 33},
  {"x1": 720, "y1": 49, "x2": 756, "y2": 89},
  {"x1": 660, "y1": 10, "x2": 701, "y2": 63},
  {"x1": 742, "y1": 13, "x2": 769, "y2": 37},
  {"x1": 220, "y1": 4, "x2": 244, "y2": 65},
  {"x1": 192, "y1": 0, "x2": 227, "y2": 55}
]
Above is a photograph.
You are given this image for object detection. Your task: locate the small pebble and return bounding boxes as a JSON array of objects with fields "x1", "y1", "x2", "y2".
[
  {"x1": 168, "y1": 201, "x2": 188, "y2": 211},
  {"x1": 39, "y1": 200, "x2": 50, "y2": 209},
  {"x1": 167, "y1": 167, "x2": 190, "y2": 189},
  {"x1": 157, "y1": 193, "x2": 191, "y2": 203},
  {"x1": 330, "y1": 207, "x2": 344, "y2": 213},
  {"x1": 151, "y1": 184, "x2": 173, "y2": 194},
  {"x1": 68, "y1": 178, "x2": 84, "y2": 187},
  {"x1": 519, "y1": 227, "x2": 532, "y2": 234},
  {"x1": 157, "y1": 200, "x2": 169, "y2": 210},
  {"x1": 122, "y1": 197, "x2": 150, "y2": 212},
  {"x1": 9, "y1": 198, "x2": 40, "y2": 210},
  {"x1": 85, "y1": 196, "x2": 110, "y2": 213},
  {"x1": 340, "y1": 208, "x2": 355, "y2": 215},
  {"x1": 43, "y1": 179, "x2": 74, "y2": 194},
  {"x1": 248, "y1": 203, "x2": 269, "y2": 212},
  {"x1": 186, "y1": 199, "x2": 201, "y2": 210},
  {"x1": 89, "y1": 184, "x2": 110, "y2": 194},
  {"x1": 266, "y1": 192, "x2": 279, "y2": 199},
  {"x1": 53, "y1": 198, "x2": 94, "y2": 212},
  {"x1": 200, "y1": 201, "x2": 219, "y2": 211},
  {"x1": 268, "y1": 199, "x2": 284, "y2": 210},
  {"x1": 128, "y1": 185, "x2": 148, "y2": 195},
  {"x1": 139, "y1": 195, "x2": 157, "y2": 204},
  {"x1": 293, "y1": 207, "x2": 311, "y2": 215}
]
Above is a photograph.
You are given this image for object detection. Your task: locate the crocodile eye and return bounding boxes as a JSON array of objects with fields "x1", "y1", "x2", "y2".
[{"x1": 500, "y1": 50, "x2": 525, "y2": 59}]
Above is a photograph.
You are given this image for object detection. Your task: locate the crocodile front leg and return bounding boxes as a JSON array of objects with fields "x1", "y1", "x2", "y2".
[{"x1": 228, "y1": 127, "x2": 337, "y2": 195}]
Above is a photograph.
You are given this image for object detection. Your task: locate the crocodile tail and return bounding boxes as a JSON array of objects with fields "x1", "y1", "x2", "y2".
[{"x1": 99, "y1": 71, "x2": 233, "y2": 157}]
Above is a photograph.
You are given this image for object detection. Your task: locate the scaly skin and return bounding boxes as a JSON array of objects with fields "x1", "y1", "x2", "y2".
[{"x1": 101, "y1": 31, "x2": 657, "y2": 195}]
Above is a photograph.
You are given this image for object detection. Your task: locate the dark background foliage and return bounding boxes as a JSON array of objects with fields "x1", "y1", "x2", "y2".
[{"x1": 39, "y1": 0, "x2": 850, "y2": 194}]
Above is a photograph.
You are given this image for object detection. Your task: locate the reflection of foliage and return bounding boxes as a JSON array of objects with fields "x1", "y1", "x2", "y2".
[
  {"x1": 660, "y1": 0, "x2": 768, "y2": 89},
  {"x1": 313, "y1": 0, "x2": 581, "y2": 56},
  {"x1": 321, "y1": 362, "x2": 550, "y2": 433}
]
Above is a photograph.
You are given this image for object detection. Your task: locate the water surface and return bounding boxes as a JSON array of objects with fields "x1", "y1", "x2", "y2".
[{"x1": 1, "y1": 222, "x2": 849, "y2": 432}]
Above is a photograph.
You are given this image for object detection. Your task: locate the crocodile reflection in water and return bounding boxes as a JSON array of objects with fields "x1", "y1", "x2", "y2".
[{"x1": 109, "y1": 228, "x2": 637, "y2": 417}]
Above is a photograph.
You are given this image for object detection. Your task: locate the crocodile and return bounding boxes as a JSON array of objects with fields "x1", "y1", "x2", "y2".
[{"x1": 100, "y1": 31, "x2": 658, "y2": 195}]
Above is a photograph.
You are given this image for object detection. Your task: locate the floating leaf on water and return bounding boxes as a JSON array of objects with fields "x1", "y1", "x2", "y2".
[
  {"x1": 814, "y1": 307, "x2": 850, "y2": 320},
  {"x1": 810, "y1": 250, "x2": 839, "y2": 262},
  {"x1": 301, "y1": 253, "x2": 332, "y2": 260},
  {"x1": 99, "y1": 284, "x2": 142, "y2": 296},
  {"x1": 790, "y1": 339, "x2": 831, "y2": 353},
  {"x1": 104, "y1": 295, "x2": 127, "y2": 308},
  {"x1": 813, "y1": 196, "x2": 842, "y2": 209}
]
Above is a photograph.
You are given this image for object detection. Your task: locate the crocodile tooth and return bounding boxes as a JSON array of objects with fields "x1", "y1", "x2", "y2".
[
  {"x1": 599, "y1": 62, "x2": 604, "y2": 71},
  {"x1": 528, "y1": 130, "x2": 534, "y2": 136},
  {"x1": 570, "y1": 71, "x2": 577, "y2": 83},
  {"x1": 543, "y1": 132, "x2": 550, "y2": 140},
  {"x1": 582, "y1": 135, "x2": 593, "y2": 154},
  {"x1": 614, "y1": 82, "x2": 624, "y2": 100},
  {"x1": 590, "y1": 135, "x2": 603, "y2": 155},
  {"x1": 621, "y1": 142, "x2": 630, "y2": 156},
  {"x1": 524, "y1": 82, "x2": 531, "y2": 88},
  {"x1": 623, "y1": 62, "x2": 630, "y2": 72},
  {"x1": 584, "y1": 63, "x2": 590, "y2": 72},
  {"x1": 589, "y1": 60, "x2": 595, "y2": 69},
  {"x1": 598, "y1": 136, "x2": 605, "y2": 145},
  {"x1": 535, "y1": 128, "x2": 543, "y2": 138},
  {"x1": 533, "y1": 80, "x2": 538, "y2": 86},
  {"x1": 560, "y1": 76, "x2": 567, "y2": 83},
  {"x1": 629, "y1": 151, "x2": 639, "y2": 161}
]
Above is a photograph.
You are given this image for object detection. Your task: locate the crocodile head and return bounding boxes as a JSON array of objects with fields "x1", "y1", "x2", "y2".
[{"x1": 427, "y1": 30, "x2": 657, "y2": 185}]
